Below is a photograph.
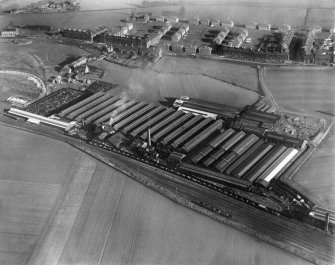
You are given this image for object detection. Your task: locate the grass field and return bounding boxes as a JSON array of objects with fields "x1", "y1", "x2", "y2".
[
  {"x1": 266, "y1": 67, "x2": 335, "y2": 210},
  {"x1": 96, "y1": 59, "x2": 259, "y2": 108},
  {"x1": 0, "y1": 124, "x2": 315, "y2": 265}
]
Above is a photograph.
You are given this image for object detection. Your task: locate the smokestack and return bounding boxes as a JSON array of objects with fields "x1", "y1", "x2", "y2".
[{"x1": 147, "y1": 127, "x2": 151, "y2": 146}]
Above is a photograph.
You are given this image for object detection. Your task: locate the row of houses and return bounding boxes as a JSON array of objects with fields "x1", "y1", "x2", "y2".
[
  {"x1": 189, "y1": 17, "x2": 234, "y2": 28},
  {"x1": 213, "y1": 28, "x2": 230, "y2": 45},
  {"x1": 168, "y1": 43, "x2": 212, "y2": 56},
  {"x1": 226, "y1": 29, "x2": 248, "y2": 48},
  {"x1": 171, "y1": 24, "x2": 190, "y2": 42},
  {"x1": 0, "y1": 27, "x2": 19, "y2": 37}
]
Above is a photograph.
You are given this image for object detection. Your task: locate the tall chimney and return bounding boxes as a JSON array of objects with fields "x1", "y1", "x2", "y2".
[{"x1": 148, "y1": 127, "x2": 151, "y2": 146}]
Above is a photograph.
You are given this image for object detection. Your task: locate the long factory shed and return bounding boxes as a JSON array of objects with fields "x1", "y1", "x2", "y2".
[{"x1": 59, "y1": 92, "x2": 105, "y2": 117}]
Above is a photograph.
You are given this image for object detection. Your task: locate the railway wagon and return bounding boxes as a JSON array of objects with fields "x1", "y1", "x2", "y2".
[
  {"x1": 70, "y1": 94, "x2": 118, "y2": 120},
  {"x1": 192, "y1": 145, "x2": 214, "y2": 163},
  {"x1": 122, "y1": 106, "x2": 165, "y2": 134},
  {"x1": 182, "y1": 119, "x2": 223, "y2": 152},
  {"x1": 151, "y1": 113, "x2": 193, "y2": 142},
  {"x1": 95, "y1": 101, "x2": 147, "y2": 125},
  {"x1": 141, "y1": 111, "x2": 184, "y2": 140},
  {"x1": 203, "y1": 131, "x2": 245, "y2": 167},
  {"x1": 130, "y1": 108, "x2": 174, "y2": 138},
  {"x1": 239, "y1": 118, "x2": 260, "y2": 127},
  {"x1": 231, "y1": 134, "x2": 259, "y2": 156},
  {"x1": 161, "y1": 115, "x2": 203, "y2": 146},
  {"x1": 59, "y1": 92, "x2": 103, "y2": 117},
  {"x1": 256, "y1": 148, "x2": 299, "y2": 187},
  {"x1": 107, "y1": 103, "x2": 150, "y2": 130},
  {"x1": 179, "y1": 162, "x2": 251, "y2": 190},
  {"x1": 209, "y1": 128, "x2": 235, "y2": 148},
  {"x1": 231, "y1": 143, "x2": 274, "y2": 178},
  {"x1": 243, "y1": 145, "x2": 287, "y2": 183},
  {"x1": 87, "y1": 99, "x2": 136, "y2": 124},
  {"x1": 171, "y1": 118, "x2": 213, "y2": 149},
  {"x1": 225, "y1": 140, "x2": 264, "y2": 175}
]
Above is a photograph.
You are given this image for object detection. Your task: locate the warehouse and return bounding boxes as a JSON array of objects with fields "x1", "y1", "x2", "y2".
[
  {"x1": 161, "y1": 115, "x2": 203, "y2": 146},
  {"x1": 112, "y1": 104, "x2": 154, "y2": 130},
  {"x1": 171, "y1": 118, "x2": 213, "y2": 148},
  {"x1": 151, "y1": 113, "x2": 193, "y2": 142},
  {"x1": 122, "y1": 106, "x2": 165, "y2": 134},
  {"x1": 231, "y1": 143, "x2": 274, "y2": 178},
  {"x1": 71, "y1": 94, "x2": 119, "y2": 121},
  {"x1": 59, "y1": 92, "x2": 104, "y2": 117},
  {"x1": 225, "y1": 140, "x2": 264, "y2": 175},
  {"x1": 141, "y1": 111, "x2": 184, "y2": 140},
  {"x1": 86, "y1": 99, "x2": 135, "y2": 124},
  {"x1": 99, "y1": 102, "x2": 148, "y2": 127},
  {"x1": 130, "y1": 108, "x2": 174, "y2": 137},
  {"x1": 243, "y1": 145, "x2": 287, "y2": 182},
  {"x1": 182, "y1": 119, "x2": 223, "y2": 152}
]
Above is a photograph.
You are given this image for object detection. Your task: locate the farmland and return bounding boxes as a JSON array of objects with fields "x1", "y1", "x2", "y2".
[{"x1": 0, "y1": 124, "x2": 315, "y2": 265}]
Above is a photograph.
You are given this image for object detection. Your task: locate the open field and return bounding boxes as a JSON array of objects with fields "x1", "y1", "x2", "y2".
[
  {"x1": 0, "y1": 125, "x2": 81, "y2": 265},
  {"x1": 266, "y1": 67, "x2": 335, "y2": 210},
  {"x1": 292, "y1": 125, "x2": 335, "y2": 210},
  {"x1": 96, "y1": 59, "x2": 259, "y2": 108},
  {"x1": 0, "y1": 124, "x2": 316, "y2": 265},
  {"x1": 151, "y1": 56, "x2": 259, "y2": 91},
  {"x1": 266, "y1": 68, "x2": 335, "y2": 116}
]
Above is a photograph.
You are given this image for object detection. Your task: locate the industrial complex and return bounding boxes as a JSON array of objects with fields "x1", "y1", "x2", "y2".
[
  {"x1": 1, "y1": 3, "x2": 335, "y2": 265},
  {"x1": 4, "y1": 85, "x2": 333, "y2": 239}
]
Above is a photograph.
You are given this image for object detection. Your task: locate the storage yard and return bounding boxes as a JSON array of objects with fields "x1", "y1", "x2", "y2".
[{"x1": 0, "y1": 125, "x2": 318, "y2": 265}]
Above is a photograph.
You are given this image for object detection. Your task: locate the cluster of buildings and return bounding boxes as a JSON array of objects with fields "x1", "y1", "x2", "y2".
[
  {"x1": 39, "y1": 0, "x2": 80, "y2": 10},
  {"x1": 303, "y1": 26, "x2": 334, "y2": 65},
  {"x1": 226, "y1": 28, "x2": 248, "y2": 48},
  {"x1": 0, "y1": 27, "x2": 19, "y2": 37}
]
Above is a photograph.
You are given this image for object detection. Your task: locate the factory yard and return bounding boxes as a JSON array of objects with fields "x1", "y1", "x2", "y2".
[
  {"x1": 0, "y1": 124, "x2": 315, "y2": 265},
  {"x1": 96, "y1": 59, "x2": 259, "y2": 108}
]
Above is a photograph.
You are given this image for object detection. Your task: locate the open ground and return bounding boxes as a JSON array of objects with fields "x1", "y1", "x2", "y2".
[
  {"x1": 266, "y1": 67, "x2": 335, "y2": 210},
  {"x1": 0, "y1": 124, "x2": 314, "y2": 265}
]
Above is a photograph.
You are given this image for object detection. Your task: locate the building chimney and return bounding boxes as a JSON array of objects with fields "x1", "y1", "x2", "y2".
[{"x1": 147, "y1": 127, "x2": 151, "y2": 146}]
